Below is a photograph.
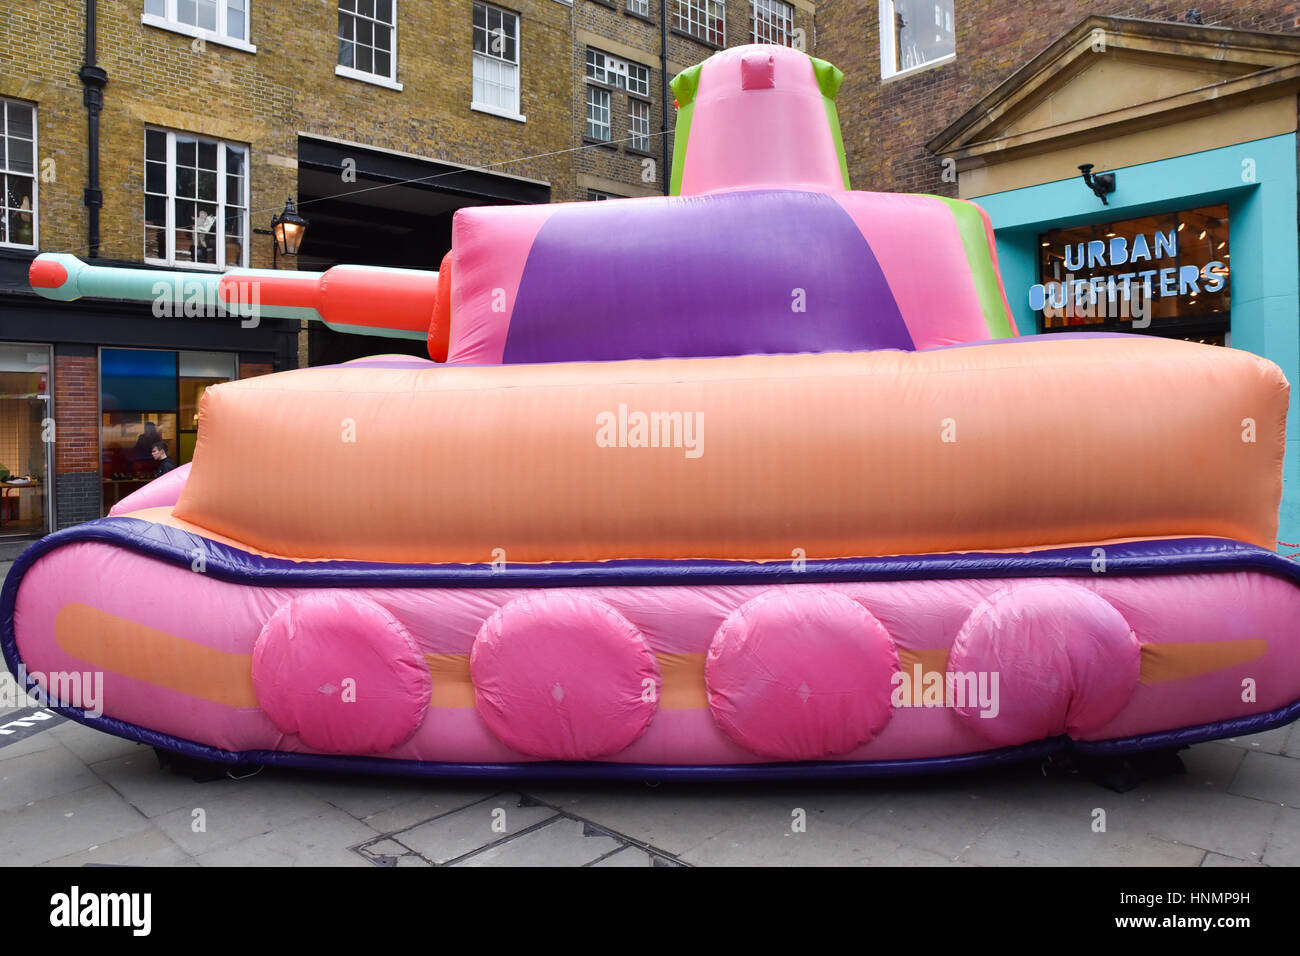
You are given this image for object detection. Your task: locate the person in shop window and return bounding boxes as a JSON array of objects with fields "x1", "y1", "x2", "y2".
[{"x1": 151, "y1": 441, "x2": 177, "y2": 478}]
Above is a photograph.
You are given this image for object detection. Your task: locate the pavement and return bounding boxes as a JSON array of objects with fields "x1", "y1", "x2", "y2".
[{"x1": 2, "y1": 535, "x2": 1299, "y2": 867}]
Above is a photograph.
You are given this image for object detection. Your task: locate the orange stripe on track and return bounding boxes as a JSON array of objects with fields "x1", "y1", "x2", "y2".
[
  {"x1": 54, "y1": 603, "x2": 258, "y2": 708},
  {"x1": 1138, "y1": 640, "x2": 1268, "y2": 684},
  {"x1": 49, "y1": 604, "x2": 1270, "y2": 711},
  {"x1": 423, "y1": 652, "x2": 709, "y2": 710}
]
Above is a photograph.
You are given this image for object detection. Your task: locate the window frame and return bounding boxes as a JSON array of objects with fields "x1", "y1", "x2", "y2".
[
  {"x1": 587, "y1": 49, "x2": 651, "y2": 98},
  {"x1": 143, "y1": 127, "x2": 249, "y2": 272},
  {"x1": 879, "y1": 0, "x2": 956, "y2": 81},
  {"x1": 336, "y1": 0, "x2": 403, "y2": 91},
  {"x1": 749, "y1": 0, "x2": 794, "y2": 46},
  {"x1": 0, "y1": 98, "x2": 38, "y2": 251},
  {"x1": 673, "y1": 0, "x2": 726, "y2": 47},
  {"x1": 627, "y1": 97, "x2": 651, "y2": 153},
  {"x1": 472, "y1": 2, "x2": 525, "y2": 123},
  {"x1": 585, "y1": 85, "x2": 612, "y2": 143},
  {"x1": 141, "y1": 0, "x2": 256, "y2": 54},
  {"x1": 626, "y1": 0, "x2": 651, "y2": 18}
]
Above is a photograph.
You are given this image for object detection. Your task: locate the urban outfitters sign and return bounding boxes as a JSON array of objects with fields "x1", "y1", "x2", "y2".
[{"x1": 1029, "y1": 217, "x2": 1229, "y2": 323}]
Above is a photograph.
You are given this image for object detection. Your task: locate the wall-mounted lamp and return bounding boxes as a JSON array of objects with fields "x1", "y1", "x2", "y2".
[
  {"x1": 254, "y1": 197, "x2": 310, "y2": 267},
  {"x1": 1078, "y1": 164, "x2": 1116, "y2": 205}
]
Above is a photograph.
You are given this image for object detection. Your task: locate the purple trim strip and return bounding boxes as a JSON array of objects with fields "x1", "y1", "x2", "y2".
[{"x1": 9, "y1": 517, "x2": 1297, "y2": 591}]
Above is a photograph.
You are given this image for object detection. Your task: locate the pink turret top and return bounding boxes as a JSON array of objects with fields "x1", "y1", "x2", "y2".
[{"x1": 669, "y1": 44, "x2": 851, "y2": 196}]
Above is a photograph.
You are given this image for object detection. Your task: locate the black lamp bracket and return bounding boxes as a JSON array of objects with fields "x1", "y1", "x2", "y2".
[{"x1": 1078, "y1": 163, "x2": 1117, "y2": 205}]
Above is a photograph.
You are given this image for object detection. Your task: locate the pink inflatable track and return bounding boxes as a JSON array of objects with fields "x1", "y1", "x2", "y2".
[{"x1": 6, "y1": 519, "x2": 1299, "y2": 778}]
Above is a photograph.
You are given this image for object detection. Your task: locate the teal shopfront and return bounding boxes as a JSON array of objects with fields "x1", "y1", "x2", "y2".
[
  {"x1": 974, "y1": 135, "x2": 1300, "y2": 551},
  {"x1": 930, "y1": 17, "x2": 1300, "y2": 553}
]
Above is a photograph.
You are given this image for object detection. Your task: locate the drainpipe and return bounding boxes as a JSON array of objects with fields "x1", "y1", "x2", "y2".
[
  {"x1": 79, "y1": 0, "x2": 108, "y2": 259},
  {"x1": 660, "y1": 0, "x2": 669, "y2": 195}
]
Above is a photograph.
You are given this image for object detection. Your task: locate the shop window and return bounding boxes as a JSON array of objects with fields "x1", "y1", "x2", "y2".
[
  {"x1": 1031, "y1": 203, "x2": 1231, "y2": 342},
  {"x1": 101, "y1": 349, "x2": 237, "y2": 514},
  {"x1": 880, "y1": 0, "x2": 955, "y2": 79},
  {"x1": 143, "y1": 0, "x2": 252, "y2": 49},
  {"x1": 587, "y1": 190, "x2": 621, "y2": 200},
  {"x1": 674, "y1": 0, "x2": 725, "y2": 46},
  {"x1": 0, "y1": 344, "x2": 50, "y2": 535},
  {"x1": 472, "y1": 3, "x2": 522, "y2": 120},
  {"x1": 338, "y1": 0, "x2": 401, "y2": 89},
  {"x1": 0, "y1": 99, "x2": 36, "y2": 249},
  {"x1": 586, "y1": 87, "x2": 612, "y2": 142},
  {"x1": 179, "y1": 351, "x2": 237, "y2": 464},
  {"x1": 144, "y1": 128, "x2": 248, "y2": 270},
  {"x1": 750, "y1": 0, "x2": 794, "y2": 46}
]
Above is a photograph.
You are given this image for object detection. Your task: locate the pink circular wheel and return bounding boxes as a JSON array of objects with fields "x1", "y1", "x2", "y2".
[
  {"x1": 252, "y1": 593, "x2": 431, "y2": 754},
  {"x1": 947, "y1": 581, "x2": 1140, "y2": 747},
  {"x1": 705, "y1": 588, "x2": 899, "y2": 760},
  {"x1": 470, "y1": 592, "x2": 661, "y2": 760}
]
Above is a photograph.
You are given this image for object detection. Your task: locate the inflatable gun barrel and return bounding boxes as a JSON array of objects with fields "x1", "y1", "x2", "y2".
[{"x1": 28, "y1": 253, "x2": 442, "y2": 346}]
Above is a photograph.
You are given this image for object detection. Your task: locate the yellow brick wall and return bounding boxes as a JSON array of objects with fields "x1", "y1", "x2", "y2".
[
  {"x1": 2, "y1": 0, "x2": 574, "y2": 268},
  {"x1": 1, "y1": 1, "x2": 820, "y2": 267}
]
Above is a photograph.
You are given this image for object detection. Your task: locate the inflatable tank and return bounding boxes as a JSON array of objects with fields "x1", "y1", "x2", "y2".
[{"x1": 5, "y1": 45, "x2": 1299, "y2": 780}]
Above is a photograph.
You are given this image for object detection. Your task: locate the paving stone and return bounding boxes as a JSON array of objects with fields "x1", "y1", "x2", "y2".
[
  {"x1": 1227, "y1": 751, "x2": 1300, "y2": 807},
  {"x1": 1261, "y1": 806, "x2": 1300, "y2": 866},
  {"x1": 1173, "y1": 742, "x2": 1248, "y2": 790},
  {"x1": 395, "y1": 794, "x2": 557, "y2": 864},
  {"x1": 0, "y1": 672, "x2": 41, "y2": 717},
  {"x1": 89, "y1": 751, "x2": 228, "y2": 818},
  {"x1": 194, "y1": 809, "x2": 378, "y2": 866},
  {"x1": 297, "y1": 772, "x2": 492, "y2": 823},
  {"x1": 363, "y1": 838, "x2": 407, "y2": 857},
  {"x1": 680, "y1": 818, "x2": 905, "y2": 866},
  {"x1": 1285, "y1": 730, "x2": 1300, "y2": 759},
  {"x1": 152, "y1": 778, "x2": 341, "y2": 855},
  {"x1": 1222, "y1": 725, "x2": 1295, "y2": 756},
  {"x1": 1115, "y1": 787, "x2": 1280, "y2": 860},
  {"x1": 0, "y1": 725, "x2": 64, "y2": 761},
  {"x1": 454, "y1": 818, "x2": 623, "y2": 867},
  {"x1": 0, "y1": 784, "x2": 154, "y2": 866},
  {"x1": 356, "y1": 787, "x2": 498, "y2": 834},
  {"x1": 958, "y1": 801, "x2": 1210, "y2": 867},
  {"x1": 0, "y1": 742, "x2": 99, "y2": 811},
  {"x1": 1200, "y1": 852, "x2": 1263, "y2": 867},
  {"x1": 837, "y1": 786, "x2": 1010, "y2": 858},
  {"x1": 592, "y1": 846, "x2": 656, "y2": 867},
  {"x1": 50, "y1": 721, "x2": 148, "y2": 766},
  {"x1": 38, "y1": 825, "x2": 196, "y2": 867},
  {"x1": 521, "y1": 785, "x2": 792, "y2": 858}
]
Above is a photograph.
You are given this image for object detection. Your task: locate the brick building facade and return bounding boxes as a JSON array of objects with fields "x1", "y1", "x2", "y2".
[
  {"x1": 817, "y1": 1, "x2": 1300, "y2": 195},
  {"x1": 0, "y1": 1, "x2": 821, "y2": 534},
  {"x1": 572, "y1": 0, "x2": 818, "y2": 200},
  {"x1": 817, "y1": 2, "x2": 1300, "y2": 547}
]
